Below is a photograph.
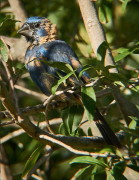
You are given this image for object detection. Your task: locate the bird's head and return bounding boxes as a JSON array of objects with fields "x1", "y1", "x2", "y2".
[{"x1": 18, "y1": 16, "x2": 57, "y2": 44}]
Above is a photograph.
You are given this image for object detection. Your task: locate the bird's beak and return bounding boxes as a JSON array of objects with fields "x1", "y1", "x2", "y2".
[{"x1": 17, "y1": 23, "x2": 31, "y2": 37}]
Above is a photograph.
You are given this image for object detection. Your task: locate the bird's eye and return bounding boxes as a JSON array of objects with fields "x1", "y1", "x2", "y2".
[{"x1": 35, "y1": 23, "x2": 40, "y2": 28}]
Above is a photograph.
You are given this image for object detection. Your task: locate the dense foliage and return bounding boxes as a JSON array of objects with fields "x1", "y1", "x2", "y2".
[{"x1": 1, "y1": 0, "x2": 139, "y2": 180}]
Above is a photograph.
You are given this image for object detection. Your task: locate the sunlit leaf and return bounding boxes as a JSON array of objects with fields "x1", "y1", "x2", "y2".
[
  {"x1": 22, "y1": 144, "x2": 44, "y2": 178},
  {"x1": 78, "y1": 65, "x2": 93, "y2": 78},
  {"x1": 129, "y1": 117, "x2": 139, "y2": 129},
  {"x1": 114, "y1": 48, "x2": 131, "y2": 62},
  {"x1": 99, "y1": 5, "x2": 112, "y2": 24},
  {"x1": 51, "y1": 70, "x2": 76, "y2": 94},
  {"x1": 0, "y1": 39, "x2": 8, "y2": 62},
  {"x1": 99, "y1": 5, "x2": 107, "y2": 24},
  {"x1": 70, "y1": 156, "x2": 108, "y2": 168},
  {"x1": 81, "y1": 86, "x2": 96, "y2": 120},
  {"x1": 121, "y1": 0, "x2": 131, "y2": 12},
  {"x1": 106, "y1": 170, "x2": 115, "y2": 180},
  {"x1": 99, "y1": 146, "x2": 117, "y2": 154}
]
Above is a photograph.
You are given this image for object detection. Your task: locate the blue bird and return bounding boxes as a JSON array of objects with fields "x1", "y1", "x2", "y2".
[{"x1": 18, "y1": 17, "x2": 121, "y2": 147}]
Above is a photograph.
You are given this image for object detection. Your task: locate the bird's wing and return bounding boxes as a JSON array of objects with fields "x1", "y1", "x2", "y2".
[{"x1": 42, "y1": 40, "x2": 91, "y2": 83}]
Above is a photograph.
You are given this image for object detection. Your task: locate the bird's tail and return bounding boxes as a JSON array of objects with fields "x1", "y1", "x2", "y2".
[{"x1": 94, "y1": 108, "x2": 121, "y2": 148}]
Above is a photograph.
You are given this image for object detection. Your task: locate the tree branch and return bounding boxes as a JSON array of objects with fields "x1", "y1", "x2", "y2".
[
  {"x1": 78, "y1": 0, "x2": 117, "y2": 73},
  {"x1": 0, "y1": 145, "x2": 13, "y2": 180},
  {"x1": 8, "y1": 0, "x2": 27, "y2": 22},
  {"x1": 77, "y1": 0, "x2": 139, "y2": 123}
]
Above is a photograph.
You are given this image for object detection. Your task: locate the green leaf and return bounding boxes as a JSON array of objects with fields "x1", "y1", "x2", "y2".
[
  {"x1": 99, "y1": 5, "x2": 107, "y2": 24},
  {"x1": 111, "y1": 161, "x2": 127, "y2": 180},
  {"x1": 59, "y1": 123, "x2": 68, "y2": 135},
  {"x1": 70, "y1": 105, "x2": 84, "y2": 133},
  {"x1": 87, "y1": 127, "x2": 93, "y2": 136},
  {"x1": 99, "y1": 5, "x2": 112, "y2": 24},
  {"x1": 0, "y1": 16, "x2": 20, "y2": 27},
  {"x1": 129, "y1": 117, "x2": 139, "y2": 129},
  {"x1": 110, "y1": 170, "x2": 127, "y2": 180},
  {"x1": 41, "y1": 60, "x2": 74, "y2": 74},
  {"x1": 121, "y1": 0, "x2": 131, "y2": 12},
  {"x1": 119, "y1": 124, "x2": 139, "y2": 137},
  {"x1": 99, "y1": 146, "x2": 117, "y2": 154},
  {"x1": 81, "y1": 86, "x2": 96, "y2": 120},
  {"x1": 114, "y1": 48, "x2": 130, "y2": 62},
  {"x1": 51, "y1": 70, "x2": 76, "y2": 94},
  {"x1": 41, "y1": 60, "x2": 78, "y2": 94},
  {"x1": 78, "y1": 65, "x2": 93, "y2": 78},
  {"x1": 0, "y1": 39, "x2": 8, "y2": 62},
  {"x1": 22, "y1": 144, "x2": 44, "y2": 178},
  {"x1": 106, "y1": 170, "x2": 115, "y2": 180},
  {"x1": 61, "y1": 105, "x2": 84, "y2": 135},
  {"x1": 91, "y1": 164, "x2": 106, "y2": 176},
  {"x1": 97, "y1": 41, "x2": 108, "y2": 64},
  {"x1": 70, "y1": 156, "x2": 108, "y2": 168},
  {"x1": 105, "y1": 72, "x2": 127, "y2": 83},
  {"x1": 74, "y1": 165, "x2": 91, "y2": 178}
]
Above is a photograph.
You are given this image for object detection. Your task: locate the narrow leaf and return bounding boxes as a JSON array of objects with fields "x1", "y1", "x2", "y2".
[
  {"x1": 0, "y1": 39, "x2": 8, "y2": 62},
  {"x1": 114, "y1": 48, "x2": 130, "y2": 62},
  {"x1": 41, "y1": 61, "x2": 73, "y2": 74},
  {"x1": 122, "y1": 0, "x2": 131, "y2": 12},
  {"x1": 61, "y1": 108, "x2": 71, "y2": 135},
  {"x1": 61, "y1": 105, "x2": 84, "y2": 135},
  {"x1": 70, "y1": 156, "x2": 108, "y2": 168},
  {"x1": 22, "y1": 144, "x2": 44, "y2": 178},
  {"x1": 106, "y1": 170, "x2": 115, "y2": 180},
  {"x1": 99, "y1": 5, "x2": 107, "y2": 24},
  {"x1": 111, "y1": 161, "x2": 127, "y2": 180},
  {"x1": 78, "y1": 65, "x2": 93, "y2": 78},
  {"x1": 74, "y1": 165, "x2": 91, "y2": 178},
  {"x1": 70, "y1": 105, "x2": 84, "y2": 133},
  {"x1": 81, "y1": 86, "x2": 96, "y2": 120},
  {"x1": 51, "y1": 70, "x2": 76, "y2": 94},
  {"x1": 97, "y1": 41, "x2": 108, "y2": 64},
  {"x1": 99, "y1": 5, "x2": 112, "y2": 24}
]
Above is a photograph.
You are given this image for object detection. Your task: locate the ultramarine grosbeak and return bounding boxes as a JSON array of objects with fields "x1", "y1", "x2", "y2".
[{"x1": 18, "y1": 17, "x2": 121, "y2": 147}]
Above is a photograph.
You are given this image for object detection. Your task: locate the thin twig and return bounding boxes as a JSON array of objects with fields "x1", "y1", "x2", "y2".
[
  {"x1": 0, "y1": 145, "x2": 13, "y2": 180},
  {"x1": 14, "y1": 84, "x2": 47, "y2": 101},
  {"x1": 1, "y1": 129, "x2": 25, "y2": 144},
  {"x1": 42, "y1": 79, "x2": 99, "y2": 133},
  {"x1": 26, "y1": 147, "x2": 52, "y2": 180},
  {"x1": 1, "y1": 118, "x2": 62, "y2": 143},
  {"x1": 2, "y1": 61, "x2": 20, "y2": 120},
  {"x1": 43, "y1": 95, "x2": 55, "y2": 134},
  {"x1": 0, "y1": 121, "x2": 15, "y2": 127}
]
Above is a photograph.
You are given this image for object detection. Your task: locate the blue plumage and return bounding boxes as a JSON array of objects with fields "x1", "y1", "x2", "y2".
[
  {"x1": 18, "y1": 17, "x2": 90, "y2": 95},
  {"x1": 18, "y1": 16, "x2": 121, "y2": 147},
  {"x1": 26, "y1": 17, "x2": 46, "y2": 23}
]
